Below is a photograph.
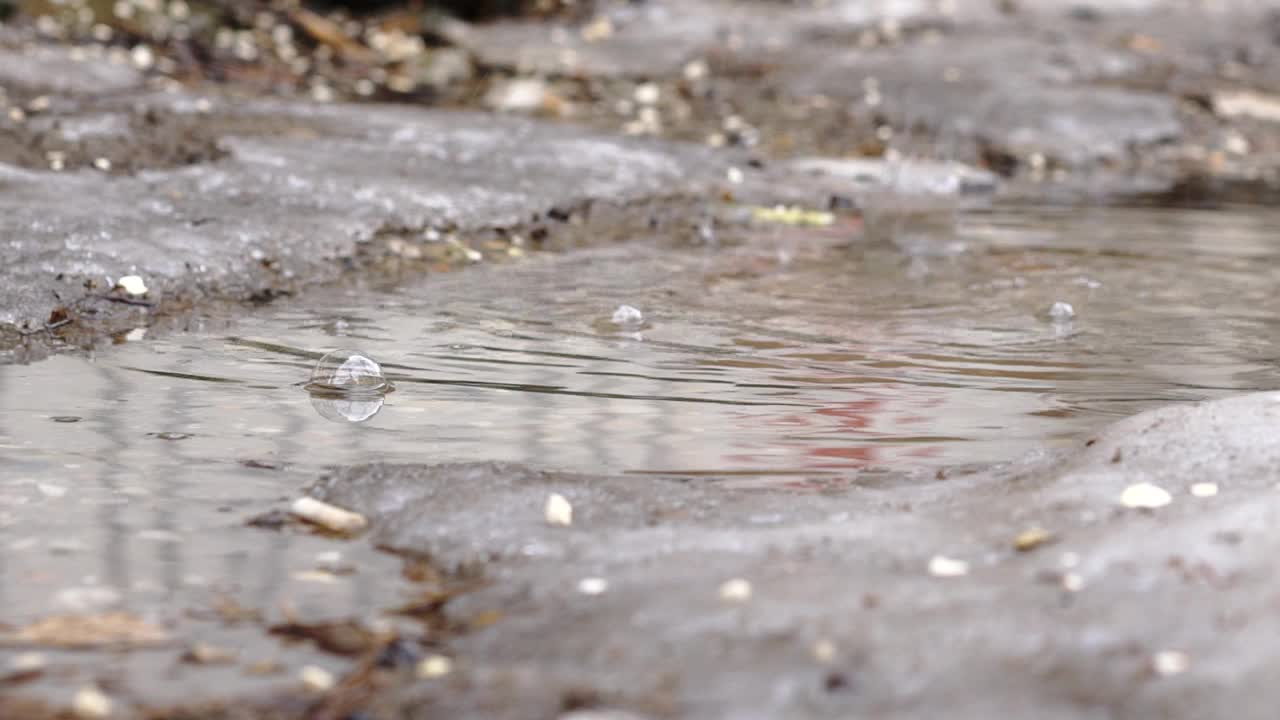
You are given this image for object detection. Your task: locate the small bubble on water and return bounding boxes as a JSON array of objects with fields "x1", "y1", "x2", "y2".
[
  {"x1": 306, "y1": 349, "x2": 393, "y2": 396},
  {"x1": 611, "y1": 304, "x2": 644, "y2": 327},
  {"x1": 1048, "y1": 301, "x2": 1075, "y2": 322}
]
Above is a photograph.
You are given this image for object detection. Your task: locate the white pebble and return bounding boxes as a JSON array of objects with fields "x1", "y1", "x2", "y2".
[
  {"x1": 93, "y1": 157, "x2": 112, "y2": 172},
  {"x1": 544, "y1": 493, "x2": 573, "y2": 527},
  {"x1": 289, "y1": 497, "x2": 368, "y2": 534},
  {"x1": 718, "y1": 578, "x2": 752, "y2": 602},
  {"x1": 1190, "y1": 482, "x2": 1218, "y2": 498},
  {"x1": 116, "y1": 275, "x2": 148, "y2": 296},
  {"x1": 1048, "y1": 301, "x2": 1075, "y2": 321},
  {"x1": 683, "y1": 59, "x2": 709, "y2": 81},
  {"x1": 577, "y1": 577, "x2": 609, "y2": 595},
  {"x1": 928, "y1": 555, "x2": 969, "y2": 577},
  {"x1": 1120, "y1": 483, "x2": 1172, "y2": 509},
  {"x1": 633, "y1": 82, "x2": 660, "y2": 106},
  {"x1": 1152, "y1": 650, "x2": 1190, "y2": 676},
  {"x1": 299, "y1": 665, "x2": 335, "y2": 691},
  {"x1": 417, "y1": 654, "x2": 453, "y2": 678},
  {"x1": 812, "y1": 639, "x2": 838, "y2": 663},
  {"x1": 72, "y1": 686, "x2": 113, "y2": 718}
]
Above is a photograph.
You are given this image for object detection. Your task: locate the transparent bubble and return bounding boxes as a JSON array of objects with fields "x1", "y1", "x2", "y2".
[
  {"x1": 1048, "y1": 301, "x2": 1075, "y2": 322},
  {"x1": 611, "y1": 304, "x2": 644, "y2": 326},
  {"x1": 305, "y1": 349, "x2": 394, "y2": 397}
]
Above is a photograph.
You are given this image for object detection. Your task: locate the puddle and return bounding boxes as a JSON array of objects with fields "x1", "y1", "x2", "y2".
[{"x1": 2, "y1": 203, "x2": 1280, "y2": 703}]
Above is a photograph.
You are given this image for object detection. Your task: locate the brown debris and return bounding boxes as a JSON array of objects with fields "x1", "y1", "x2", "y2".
[
  {"x1": 289, "y1": 8, "x2": 379, "y2": 66},
  {"x1": 0, "y1": 612, "x2": 170, "y2": 649},
  {"x1": 269, "y1": 620, "x2": 382, "y2": 657}
]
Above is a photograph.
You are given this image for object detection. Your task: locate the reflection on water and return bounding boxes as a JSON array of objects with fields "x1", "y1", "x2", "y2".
[
  {"x1": 6, "y1": 205, "x2": 1280, "y2": 481},
  {"x1": 310, "y1": 393, "x2": 386, "y2": 423},
  {"x1": 1, "y1": 204, "x2": 1280, "y2": 632}
]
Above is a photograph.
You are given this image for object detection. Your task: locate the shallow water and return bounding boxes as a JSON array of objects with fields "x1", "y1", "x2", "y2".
[
  {"x1": 8, "y1": 205, "x2": 1280, "y2": 483},
  {"x1": 2, "y1": 203, "x2": 1280, "y2": 698}
]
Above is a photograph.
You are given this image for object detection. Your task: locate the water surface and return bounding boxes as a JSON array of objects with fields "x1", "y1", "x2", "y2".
[{"x1": 2, "y1": 204, "x2": 1279, "y2": 697}]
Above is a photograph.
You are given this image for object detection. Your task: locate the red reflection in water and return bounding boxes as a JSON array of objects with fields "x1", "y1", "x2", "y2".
[{"x1": 728, "y1": 392, "x2": 947, "y2": 471}]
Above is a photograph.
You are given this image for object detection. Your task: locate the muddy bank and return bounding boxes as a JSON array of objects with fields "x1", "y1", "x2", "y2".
[
  {"x1": 0, "y1": 90, "x2": 731, "y2": 358},
  {"x1": 293, "y1": 393, "x2": 1280, "y2": 719},
  {"x1": 3, "y1": 389, "x2": 1255, "y2": 719}
]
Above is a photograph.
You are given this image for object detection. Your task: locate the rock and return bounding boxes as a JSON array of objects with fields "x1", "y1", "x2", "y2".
[
  {"x1": 483, "y1": 77, "x2": 553, "y2": 113},
  {"x1": 1213, "y1": 90, "x2": 1280, "y2": 124}
]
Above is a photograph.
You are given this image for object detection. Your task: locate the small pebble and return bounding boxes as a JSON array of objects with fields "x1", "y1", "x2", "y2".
[
  {"x1": 299, "y1": 665, "x2": 335, "y2": 692},
  {"x1": 1152, "y1": 650, "x2": 1190, "y2": 676},
  {"x1": 1048, "y1": 301, "x2": 1075, "y2": 322},
  {"x1": 1190, "y1": 482, "x2": 1218, "y2": 498},
  {"x1": 72, "y1": 686, "x2": 113, "y2": 718},
  {"x1": 417, "y1": 654, "x2": 453, "y2": 678},
  {"x1": 633, "y1": 82, "x2": 660, "y2": 106},
  {"x1": 544, "y1": 493, "x2": 573, "y2": 527},
  {"x1": 1061, "y1": 572, "x2": 1085, "y2": 592},
  {"x1": 683, "y1": 59, "x2": 709, "y2": 81},
  {"x1": 718, "y1": 578, "x2": 752, "y2": 602},
  {"x1": 928, "y1": 555, "x2": 969, "y2": 577},
  {"x1": 116, "y1": 275, "x2": 148, "y2": 296},
  {"x1": 291, "y1": 570, "x2": 341, "y2": 584},
  {"x1": 182, "y1": 642, "x2": 236, "y2": 665},
  {"x1": 93, "y1": 157, "x2": 112, "y2": 172},
  {"x1": 290, "y1": 496, "x2": 368, "y2": 534},
  {"x1": 1013, "y1": 527, "x2": 1053, "y2": 552},
  {"x1": 577, "y1": 577, "x2": 608, "y2": 595},
  {"x1": 1120, "y1": 483, "x2": 1172, "y2": 509},
  {"x1": 812, "y1": 639, "x2": 838, "y2": 664}
]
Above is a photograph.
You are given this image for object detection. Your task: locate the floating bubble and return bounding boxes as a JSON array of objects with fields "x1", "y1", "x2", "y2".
[
  {"x1": 305, "y1": 349, "x2": 393, "y2": 423},
  {"x1": 1048, "y1": 301, "x2": 1075, "y2": 322},
  {"x1": 611, "y1": 304, "x2": 644, "y2": 326},
  {"x1": 305, "y1": 349, "x2": 393, "y2": 396}
]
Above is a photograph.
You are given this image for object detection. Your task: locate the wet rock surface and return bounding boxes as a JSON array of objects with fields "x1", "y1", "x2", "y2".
[
  {"x1": 301, "y1": 392, "x2": 1280, "y2": 718},
  {"x1": 0, "y1": 93, "x2": 723, "y2": 353}
]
